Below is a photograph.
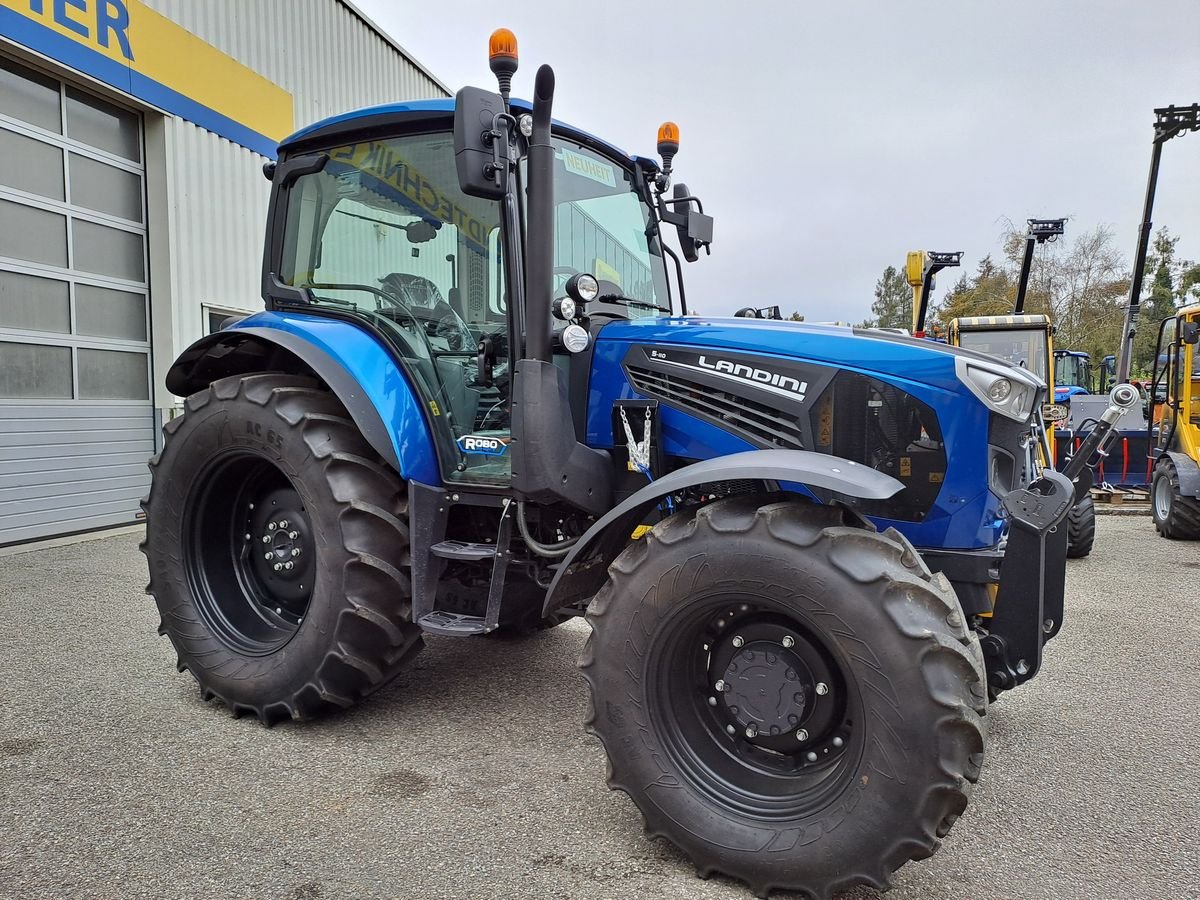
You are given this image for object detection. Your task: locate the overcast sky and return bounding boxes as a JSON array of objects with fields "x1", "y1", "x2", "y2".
[{"x1": 357, "y1": 0, "x2": 1199, "y2": 321}]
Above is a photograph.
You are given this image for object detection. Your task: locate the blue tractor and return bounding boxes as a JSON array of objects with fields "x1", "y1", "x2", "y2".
[
  {"x1": 1054, "y1": 348, "x2": 1093, "y2": 402},
  {"x1": 145, "y1": 32, "x2": 1079, "y2": 898}
]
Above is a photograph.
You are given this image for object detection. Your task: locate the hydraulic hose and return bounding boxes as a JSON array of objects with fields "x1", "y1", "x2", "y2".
[{"x1": 516, "y1": 501, "x2": 576, "y2": 558}]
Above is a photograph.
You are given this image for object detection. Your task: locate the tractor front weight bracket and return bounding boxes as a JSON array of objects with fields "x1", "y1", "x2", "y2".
[{"x1": 981, "y1": 470, "x2": 1073, "y2": 695}]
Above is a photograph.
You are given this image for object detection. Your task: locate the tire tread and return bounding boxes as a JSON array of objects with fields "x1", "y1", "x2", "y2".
[
  {"x1": 143, "y1": 374, "x2": 422, "y2": 726},
  {"x1": 581, "y1": 495, "x2": 987, "y2": 899}
]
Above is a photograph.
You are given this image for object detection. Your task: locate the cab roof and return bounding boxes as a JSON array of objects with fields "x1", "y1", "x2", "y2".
[
  {"x1": 952, "y1": 314, "x2": 1051, "y2": 330},
  {"x1": 279, "y1": 98, "x2": 639, "y2": 166}
]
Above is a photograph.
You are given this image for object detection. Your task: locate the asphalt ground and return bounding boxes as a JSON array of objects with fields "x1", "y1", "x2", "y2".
[{"x1": 0, "y1": 517, "x2": 1197, "y2": 900}]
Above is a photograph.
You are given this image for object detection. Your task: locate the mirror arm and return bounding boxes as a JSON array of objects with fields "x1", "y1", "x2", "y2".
[{"x1": 660, "y1": 194, "x2": 705, "y2": 213}]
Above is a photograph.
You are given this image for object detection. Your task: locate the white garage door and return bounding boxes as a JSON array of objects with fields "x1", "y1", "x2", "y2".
[{"x1": 0, "y1": 55, "x2": 153, "y2": 545}]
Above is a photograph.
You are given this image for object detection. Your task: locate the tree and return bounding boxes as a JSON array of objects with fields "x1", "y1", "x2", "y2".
[
  {"x1": 934, "y1": 255, "x2": 1017, "y2": 322},
  {"x1": 862, "y1": 265, "x2": 912, "y2": 330}
]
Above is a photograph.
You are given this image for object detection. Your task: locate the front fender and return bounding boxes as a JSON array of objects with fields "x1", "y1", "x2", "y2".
[
  {"x1": 1164, "y1": 450, "x2": 1200, "y2": 498},
  {"x1": 542, "y1": 449, "x2": 903, "y2": 614},
  {"x1": 166, "y1": 311, "x2": 439, "y2": 484}
]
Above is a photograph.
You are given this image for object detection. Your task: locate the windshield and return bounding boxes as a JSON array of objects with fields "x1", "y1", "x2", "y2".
[
  {"x1": 956, "y1": 328, "x2": 1049, "y2": 381},
  {"x1": 1055, "y1": 354, "x2": 1091, "y2": 390},
  {"x1": 543, "y1": 138, "x2": 671, "y2": 317},
  {"x1": 279, "y1": 134, "x2": 505, "y2": 339}
]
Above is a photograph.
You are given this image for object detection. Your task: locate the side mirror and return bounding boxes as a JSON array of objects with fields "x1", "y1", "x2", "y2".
[
  {"x1": 1181, "y1": 321, "x2": 1200, "y2": 345},
  {"x1": 454, "y1": 86, "x2": 507, "y2": 199},
  {"x1": 671, "y1": 183, "x2": 713, "y2": 263}
]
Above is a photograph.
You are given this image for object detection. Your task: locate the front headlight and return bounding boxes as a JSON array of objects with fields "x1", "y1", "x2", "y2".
[{"x1": 957, "y1": 359, "x2": 1039, "y2": 422}]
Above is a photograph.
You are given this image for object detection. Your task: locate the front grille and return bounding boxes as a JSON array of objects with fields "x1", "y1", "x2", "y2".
[{"x1": 626, "y1": 365, "x2": 805, "y2": 449}]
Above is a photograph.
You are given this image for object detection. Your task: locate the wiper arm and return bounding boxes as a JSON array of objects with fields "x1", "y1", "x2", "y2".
[{"x1": 597, "y1": 294, "x2": 671, "y2": 314}]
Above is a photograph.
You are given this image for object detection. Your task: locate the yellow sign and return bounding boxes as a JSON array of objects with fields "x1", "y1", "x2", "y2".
[
  {"x1": 1, "y1": 0, "x2": 293, "y2": 155},
  {"x1": 594, "y1": 258, "x2": 622, "y2": 286}
]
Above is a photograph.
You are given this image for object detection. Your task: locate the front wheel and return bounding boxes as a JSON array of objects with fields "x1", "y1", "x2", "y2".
[
  {"x1": 581, "y1": 496, "x2": 987, "y2": 899},
  {"x1": 1152, "y1": 458, "x2": 1200, "y2": 540},
  {"x1": 1065, "y1": 493, "x2": 1096, "y2": 558},
  {"x1": 143, "y1": 374, "x2": 423, "y2": 724}
]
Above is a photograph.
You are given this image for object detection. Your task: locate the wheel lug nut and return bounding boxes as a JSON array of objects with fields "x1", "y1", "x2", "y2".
[
  {"x1": 744, "y1": 725, "x2": 758, "y2": 738},
  {"x1": 291, "y1": 548, "x2": 301, "y2": 557},
  {"x1": 288, "y1": 531, "x2": 299, "y2": 539},
  {"x1": 714, "y1": 679, "x2": 728, "y2": 692},
  {"x1": 796, "y1": 728, "x2": 809, "y2": 742},
  {"x1": 815, "y1": 682, "x2": 829, "y2": 696},
  {"x1": 732, "y1": 635, "x2": 744, "y2": 648},
  {"x1": 273, "y1": 563, "x2": 283, "y2": 572},
  {"x1": 279, "y1": 520, "x2": 289, "y2": 529},
  {"x1": 284, "y1": 561, "x2": 294, "y2": 571},
  {"x1": 263, "y1": 553, "x2": 272, "y2": 561},
  {"x1": 833, "y1": 737, "x2": 844, "y2": 748},
  {"x1": 268, "y1": 522, "x2": 277, "y2": 531},
  {"x1": 781, "y1": 635, "x2": 795, "y2": 649},
  {"x1": 262, "y1": 535, "x2": 271, "y2": 544}
]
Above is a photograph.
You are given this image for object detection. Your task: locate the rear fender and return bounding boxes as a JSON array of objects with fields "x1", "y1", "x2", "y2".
[
  {"x1": 542, "y1": 449, "x2": 903, "y2": 614},
  {"x1": 165, "y1": 313, "x2": 439, "y2": 483}
]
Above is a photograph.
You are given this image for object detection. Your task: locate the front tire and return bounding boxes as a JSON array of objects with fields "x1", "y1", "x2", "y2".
[
  {"x1": 1065, "y1": 493, "x2": 1096, "y2": 558},
  {"x1": 581, "y1": 496, "x2": 987, "y2": 899},
  {"x1": 142, "y1": 374, "x2": 423, "y2": 724},
  {"x1": 1152, "y1": 458, "x2": 1200, "y2": 540}
]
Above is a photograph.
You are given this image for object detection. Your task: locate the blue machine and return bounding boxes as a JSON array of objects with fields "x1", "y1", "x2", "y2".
[
  {"x1": 144, "y1": 34, "x2": 1075, "y2": 899},
  {"x1": 1054, "y1": 348, "x2": 1093, "y2": 402}
]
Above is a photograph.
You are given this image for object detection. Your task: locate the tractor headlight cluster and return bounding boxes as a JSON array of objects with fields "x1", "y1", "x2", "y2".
[
  {"x1": 987, "y1": 378, "x2": 1012, "y2": 403},
  {"x1": 956, "y1": 359, "x2": 1040, "y2": 422}
]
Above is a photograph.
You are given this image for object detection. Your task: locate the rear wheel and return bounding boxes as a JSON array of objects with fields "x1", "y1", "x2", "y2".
[
  {"x1": 581, "y1": 495, "x2": 987, "y2": 898},
  {"x1": 142, "y1": 374, "x2": 423, "y2": 724},
  {"x1": 1065, "y1": 493, "x2": 1096, "y2": 558},
  {"x1": 1152, "y1": 458, "x2": 1200, "y2": 540}
]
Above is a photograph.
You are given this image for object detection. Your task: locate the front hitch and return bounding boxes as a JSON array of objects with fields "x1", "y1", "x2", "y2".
[{"x1": 981, "y1": 469, "x2": 1074, "y2": 695}]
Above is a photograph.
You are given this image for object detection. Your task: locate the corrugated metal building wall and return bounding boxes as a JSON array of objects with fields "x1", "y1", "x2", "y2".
[
  {"x1": 0, "y1": 0, "x2": 447, "y2": 544},
  {"x1": 143, "y1": 0, "x2": 449, "y2": 393}
]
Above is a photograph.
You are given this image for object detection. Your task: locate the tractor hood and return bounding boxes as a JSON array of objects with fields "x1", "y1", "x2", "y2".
[
  {"x1": 592, "y1": 316, "x2": 1046, "y2": 399},
  {"x1": 586, "y1": 315, "x2": 1043, "y2": 551}
]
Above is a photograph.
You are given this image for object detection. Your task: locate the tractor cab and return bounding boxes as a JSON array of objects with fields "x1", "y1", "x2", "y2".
[
  {"x1": 949, "y1": 314, "x2": 1052, "y2": 382},
  {"x1": 1149, "y1": 304, "x2": 1200, "y2": 537},
  {"x1": 1054, "y1": 349, "x2": 1093, "y2": 400},
  {"x1": 263, "y1": 101, "x2": 677, "y2": 491}
]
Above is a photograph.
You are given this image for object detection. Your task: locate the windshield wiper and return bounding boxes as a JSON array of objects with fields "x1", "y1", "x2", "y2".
[{"x1": 597, "y1": 294, "x2": 671, "y2": 314}]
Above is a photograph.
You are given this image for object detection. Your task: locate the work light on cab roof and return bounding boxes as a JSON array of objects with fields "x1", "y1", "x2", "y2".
[
  {"x1": 488, "y1": 28, "x2": 518, "y2": 105},
  {"x1": 657, "y1": 120, "x2": 680, "y2": 181}
]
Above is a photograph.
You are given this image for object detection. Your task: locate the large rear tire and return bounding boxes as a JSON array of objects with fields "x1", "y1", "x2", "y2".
[
  {"x1": 1065, "y1": 493, "x2": 1096, "y2": 558},
  {"x1": 581, "y1": 496, "x2": 988, "y2": 898},
  {"x1": 142, "y1": 374, "x2": 423, "y2": 724},
  {"x1": 1152, "y1": 458, "x2": 1200, "y2": 540}
]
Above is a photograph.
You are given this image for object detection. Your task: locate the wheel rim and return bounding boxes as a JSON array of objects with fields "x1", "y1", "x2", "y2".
[
  {"x1": 1154, "y1": 472, "x2": 1173, "y2": 521},
  {"x1": 647, "y1": 592, "x2": 862, "y2": 820},
  {"x1": 183, "y1": 451, "x2": 316, "y2": 655}
]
